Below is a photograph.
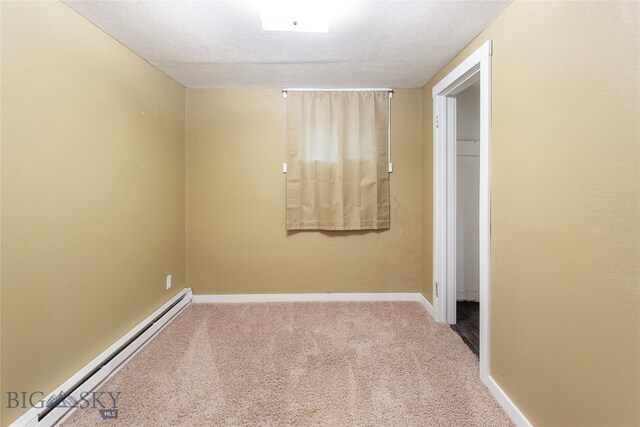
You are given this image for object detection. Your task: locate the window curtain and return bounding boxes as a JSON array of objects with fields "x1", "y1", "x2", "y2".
[{"x1": 286, "y1": 91, "x2": 390, "y2": 230}]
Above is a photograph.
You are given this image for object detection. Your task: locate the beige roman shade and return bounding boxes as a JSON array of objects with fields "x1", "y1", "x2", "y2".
[{"x1": 286, "y1": 91, "x2": 390, "y2": 230}]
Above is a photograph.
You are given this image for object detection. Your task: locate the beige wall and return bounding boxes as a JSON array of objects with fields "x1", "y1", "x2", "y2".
[
  {"x1": 0, "y1": 2, "x2": 186, "y2": 425},
  {"x1": 421, "y1": 2, "x2": 639, "y2": 425},
  {"x1": 3, "y1": 1, "x2": 638, "y2": 426},
  {"x1": 186, "y1": 88, "x2": 422, "y2": 294}
]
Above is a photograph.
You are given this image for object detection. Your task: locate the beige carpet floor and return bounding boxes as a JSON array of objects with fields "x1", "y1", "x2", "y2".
[{"x1": 63, "y1": 302, "x2": 512, "y2": 426}]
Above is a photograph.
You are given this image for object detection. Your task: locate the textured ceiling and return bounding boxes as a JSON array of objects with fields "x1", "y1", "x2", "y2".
[{"x1": 64, "y1": 1, "x2": 510, "y2": 88}]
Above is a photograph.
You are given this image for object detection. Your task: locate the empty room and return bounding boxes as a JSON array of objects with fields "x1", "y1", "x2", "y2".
[{"x1": 1, "y1": 1, "x2": 638, "y2": 426}]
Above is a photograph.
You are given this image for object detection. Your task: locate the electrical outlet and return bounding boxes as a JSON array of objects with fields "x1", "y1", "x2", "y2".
[{"x1": 166, "y1": 274, "x2": 172, "y2": 290}]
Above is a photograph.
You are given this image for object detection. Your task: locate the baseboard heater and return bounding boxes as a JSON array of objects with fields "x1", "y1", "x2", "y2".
[{"x1": 11, "y1": 288, "x2": 192, "y2": 427}]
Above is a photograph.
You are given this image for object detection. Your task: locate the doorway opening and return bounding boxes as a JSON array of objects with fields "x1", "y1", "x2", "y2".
[
  {"x1": 450, "y1": 80, "x2": 481, "y2": 356},
  {"x1": 432, "y1": 40, "x2": 492, "y2": 379}
]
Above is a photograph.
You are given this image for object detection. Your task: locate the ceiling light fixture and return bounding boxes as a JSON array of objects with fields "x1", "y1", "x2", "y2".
[{"x1": 259, "y1": 1, "x2": 348, "y2": 33}]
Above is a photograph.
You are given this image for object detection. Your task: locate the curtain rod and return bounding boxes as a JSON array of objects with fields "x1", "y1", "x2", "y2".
[
  {"x1": 283, "y1": 88, "x2": 393, "y2": 92},
  {"x1": 282, "y1": 88, "x2": 393, "y2": 98}
]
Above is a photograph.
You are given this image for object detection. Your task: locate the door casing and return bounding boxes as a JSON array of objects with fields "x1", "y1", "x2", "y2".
[{"x1": 432, "y1": 40, "x2": 492, "y2": 380}]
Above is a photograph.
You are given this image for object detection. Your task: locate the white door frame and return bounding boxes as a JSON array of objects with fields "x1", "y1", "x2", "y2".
[{"x1": 432, "y1": 40, "x2": 492, "y2": 379}]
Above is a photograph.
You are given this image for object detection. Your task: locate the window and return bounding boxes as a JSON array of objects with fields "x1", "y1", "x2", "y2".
[{"x1": 285, "y1": 90, "x2": 390, "y2": 230}]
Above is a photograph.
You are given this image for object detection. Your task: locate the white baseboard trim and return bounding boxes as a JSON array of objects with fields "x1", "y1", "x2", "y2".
[
  {"x1": 193, "y1": 293, "x2": 437, "y2": 320},
  {"x1": 482, "y1": 374, "x2": 532, "y2": 427},
  {"x1": 192, "y1": 292, "x2": 426, "y2": 304},
  {"x1": 415, "y1": 293, "x2": 531, "y2": 426},
  {"x1": 10, "y1": 288, "x2": 192, "y2": 427},
  {"x1": 418, "y1": 294, "x2": 436, "y2": 319}
]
